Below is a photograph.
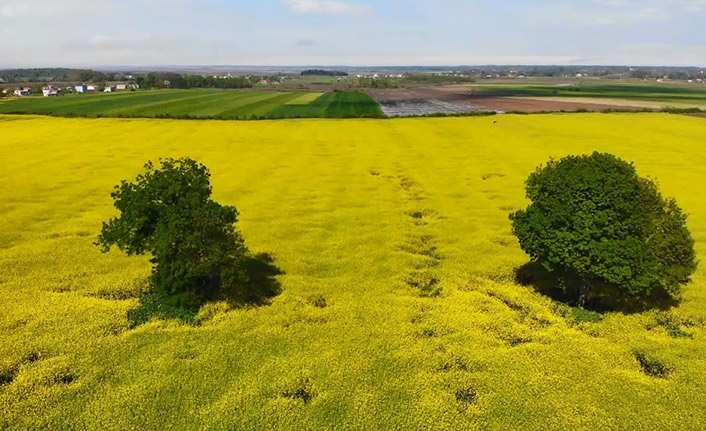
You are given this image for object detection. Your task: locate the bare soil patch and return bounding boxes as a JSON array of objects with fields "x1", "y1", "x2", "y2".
[
  {"x1": 366, "y1": 86, "x2": 653, "y2": 115},
  {"x1": 474, "y1": 97, "x2": 651, "y2": 113},
  {"x1": 367, "y1": 87, "x2": 484, "y2": 116}
]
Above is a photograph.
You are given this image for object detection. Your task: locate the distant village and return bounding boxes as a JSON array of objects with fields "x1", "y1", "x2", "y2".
[
  {"x1": 2, "y1": 65, "x2": 705, "y2": 99},
  {"x1": 2, "y1": 82, "x2": 140, "y2": 97}
]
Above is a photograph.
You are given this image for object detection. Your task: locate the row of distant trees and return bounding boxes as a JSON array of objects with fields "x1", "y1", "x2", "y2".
[
  {"x1": 470, "y1": 66, "x2": 705, "y2": 80},
  {"x1": 0, "y1": 69, "x2": 265, "y2": 90},
  {"x1": 0, "y1": 68, "x2": 127, "y2": 84},
  {"x1": 628, "y1": 69, "x2": 705, "y2": 80},
  {"x1": 301, "y1": 69, "x2": 348, "y2": 77},
  {"x1": 357, "y1": 77, "x2": 398, "y2": 88},
  {"x1": 3, "y1": 66, "x2": 704, "y2": 88},
  {"x1": 136, "y1": 73, "x2": 256, "y2": 90}
]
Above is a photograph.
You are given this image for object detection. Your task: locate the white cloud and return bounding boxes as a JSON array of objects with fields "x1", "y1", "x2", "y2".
[
  {"x1": 0, "y1": 0, "x2": 704, "y2": 67},
  {"x1": 0, "y1": 0, "x2": 113, "y2": 18},
  {"x1": 592, "y1": 0, "x2": 636, "y2": 6},
  {"x1": 666, "y1": 0, "x2": 706, "y2": 12},
  {"x1": 528, "y1": 2, "x2": 675, "y2": 27},
  {"x1": 601, "y1": 43, "x2": 706, "y2": 66},
  {"x1": 283, "y1": 0, "x2": 371, "y2": 15},
  {"x1": 593, "y1": 0, "x2": 706, "y2": 12},
  {"x1": 0, "y1": 4, "x2": 32, "y2": 17},
  {"x1": 584, "y1": 7, "x2": 670, "y2": 25},
  {"x1": 536, "y1": 0, "x2": 705, "y2": 28}
]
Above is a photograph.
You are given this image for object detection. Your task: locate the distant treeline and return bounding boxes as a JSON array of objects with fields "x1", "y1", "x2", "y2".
[
  {"x1": 403, "y1": 74, "x2": 476, "y2": 84},
  {"x1": 628, "y1": 69, "x2": 705, "y2": 80},
  {"x1": 0, "y1": 68, "x2": 122, "y2": 83},
  {"x1": 0, "y1": 68, "x2": 262, "y2": 89},
  {"x1": 449, "y1": 66, "x2": 705, "y2": 80},
  {"x1": 508, "y1": 66, "x2": 705, "y2": 80},
  {"x1": 301, "y1": 69, "x2": 348, "y2": 77},
  {"x1": 357, "y1": 78, "x2": 398, "y2": 89},
  {"x1": 137, "y1": 72, "x2": 254, "y2": 89}
]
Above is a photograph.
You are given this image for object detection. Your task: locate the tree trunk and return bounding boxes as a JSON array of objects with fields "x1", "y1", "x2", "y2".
[{"x1": 578, "y1": 279, "x2": 591, "y2": 308}]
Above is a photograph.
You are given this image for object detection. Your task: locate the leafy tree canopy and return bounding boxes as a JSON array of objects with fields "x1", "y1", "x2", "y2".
[
  {"x1": 510, "y1": 152, "x2": 696, "y2": 308},
  {"x1": 97, "y1": 158, "x2": 247, "y2": 306}
]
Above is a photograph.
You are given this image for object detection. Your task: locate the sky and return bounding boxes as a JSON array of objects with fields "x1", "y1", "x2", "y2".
[{"x1": 1, "y1": 0, "x2": 705, "y2": 67}]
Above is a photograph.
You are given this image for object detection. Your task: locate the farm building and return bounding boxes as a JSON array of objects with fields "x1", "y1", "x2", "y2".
[
  {"x1": 42, "y1": 86, "x2": 60, "y2": 97},
  {"x1": 13, "y1": 87, "x2": 32, "y2": 96},
  {"x1": 104, "y1": 86, "x2": 117, "y2": 93},
  {"x1": 114, "y1": 83, "x2": 139, "y2": 91},
  {"x1": 75, "y1": 84, "x2": 88, "y2": 93}
]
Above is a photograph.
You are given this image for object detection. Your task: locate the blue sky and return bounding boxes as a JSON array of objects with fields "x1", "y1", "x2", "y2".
[{"x1": 1, "y1": 0, "x2": 705, "y2": 67}]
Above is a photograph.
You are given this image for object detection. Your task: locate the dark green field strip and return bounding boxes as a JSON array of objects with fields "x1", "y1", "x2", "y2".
[
  {"x1": 227, "y1": 93, "x2": 303, "y2": 118},
  {"x1": 110, "y1": 90, "x2": 240, "y2": 116},
  {"x1": 0, "y1": 89, "x2": 385, "y2": 119},
  {"x1": 27, "y1": 90, "x2": 188, "y2": 112},
  {"x1": 0, "y1": 90, "x2": 214, "y2": 116},
  {"x1": 97, "y1": 90, "x2": 226, "y2": 116},
  {"x1": 0, "y1": 90, "x2": 181, "y2": 114},
  {"x1": 324, "y1": 91, "x2": 384, "y2": 117},
  {"x1": 581, "y1": 84, "x2": 706, "y2": 95},
  {"x1": 268, "y1": 91, "x2": 383, "y2": 118},
  {"x1": 155, "y1": 91, "x2": 271, "y2": 117},
  {"x1": 474, "y1": 84, "x2": 706, "y2": 103}
]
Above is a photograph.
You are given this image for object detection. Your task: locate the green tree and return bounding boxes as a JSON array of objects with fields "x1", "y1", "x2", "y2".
[
  {"x1": 97, "y1": 158, "x2": 247, "y2": 306},
  {"x1": 510, "y1": 152, "x2": 696, "y2": 308}
]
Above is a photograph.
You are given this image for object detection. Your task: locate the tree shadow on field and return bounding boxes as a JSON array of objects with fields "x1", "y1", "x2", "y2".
[
  {"x1": 231, "y1": 252, "x2": 284, "y2": 307},
  {"x1": 127, "y1": 252, "x2": 284, "y2": 327},
  {"x1": 515, "y1": 261, "x2": 678, "y2": 315}
]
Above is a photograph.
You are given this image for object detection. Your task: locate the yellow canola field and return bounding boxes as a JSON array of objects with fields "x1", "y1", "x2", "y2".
[{"x1": 1, "y1": 113, "x2": 705, "y2": 430}]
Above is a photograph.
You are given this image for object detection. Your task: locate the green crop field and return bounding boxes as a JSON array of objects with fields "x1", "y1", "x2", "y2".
[
  {"x1": 1, "y1": 113, "x2": 706, "y2": 430},
  {"x1": 0, "y1": 89, "x2": 383, "y2": 119},
  {"x1": 469, "y1": 83, "x2": 706, "y2": 107},
  {"x1": 285, "y1": 92, "x2": 324, "y2": 105}
]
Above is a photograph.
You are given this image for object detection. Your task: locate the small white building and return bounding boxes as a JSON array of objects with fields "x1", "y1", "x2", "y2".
[
  {"x1": 42, "y1": 86, "x2": 59, "y2": 97},
  {"x1": 104, "y1": 86, "x2": 116, "y2": 93},
  {"x1": 13, "y1": 87, "x2": 32, "y2": 96},
  {"x1": 75, "y1": 84, "x2": 88, "y2": 93},
  {"x1": 116, "y1": 84, "x2": 127, "y2": 90}
]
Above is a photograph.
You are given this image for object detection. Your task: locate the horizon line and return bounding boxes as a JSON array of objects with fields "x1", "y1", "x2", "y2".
[{"x1": 2, "y1": 64, "x2": 706, "y2": 70}]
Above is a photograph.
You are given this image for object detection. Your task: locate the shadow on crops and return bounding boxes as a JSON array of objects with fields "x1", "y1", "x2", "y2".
[
  {"x1": 128, "y1": 252, "x2": 283, "y2": 327},
  {"x1": 233, "y1": 252, "x2": 284, "y2": 306},
  {"x1": 514, "y1": 261, "x2": 677, "y2": 314}
]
